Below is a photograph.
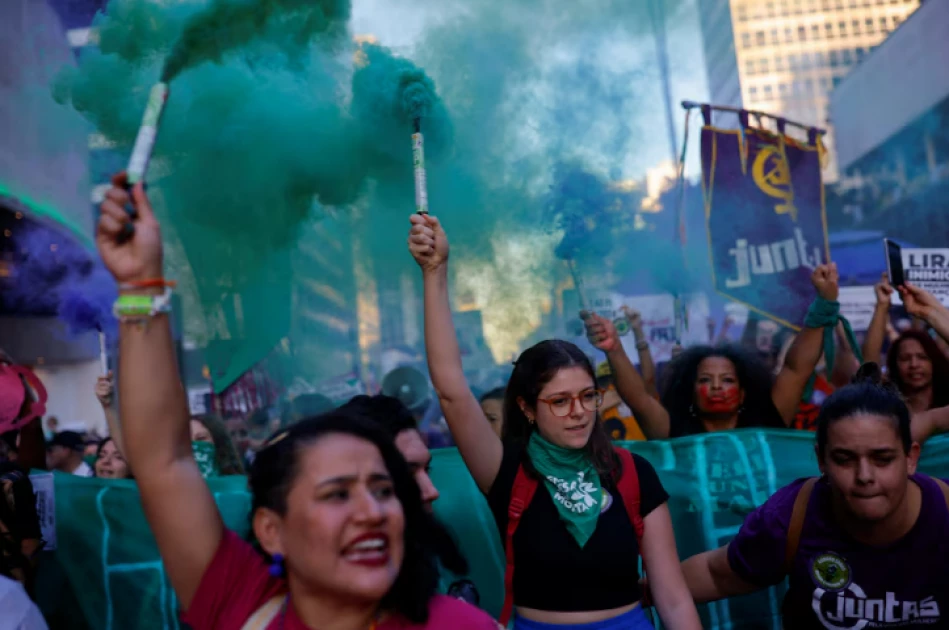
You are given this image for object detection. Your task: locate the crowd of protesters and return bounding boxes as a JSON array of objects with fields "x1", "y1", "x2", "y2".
[{"x1": 2, "y1": 184, "x2": 949, "y2": 628}]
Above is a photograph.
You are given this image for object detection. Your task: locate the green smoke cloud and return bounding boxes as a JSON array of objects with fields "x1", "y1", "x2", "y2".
[{"x1": 52, "y1": 0, "x2": 691, "y2": 382}]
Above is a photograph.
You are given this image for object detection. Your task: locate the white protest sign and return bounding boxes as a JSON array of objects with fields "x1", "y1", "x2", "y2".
[
  {"x1": 723, "y1": 302, "x2": 750, "y2": 330},
  {"x1": 903, "y1": 249, "x2": 949, "y2": 307},
  {"x1": 29, "y1": 472, "x2": 56, "y2": 551},
  {"x1": 837, "y1": 286, "x2": 878, "y2": 332},
  {"x1": 574, "y1": 292, "x2": 711, "y2": 364},
  {"x1": 187, "y1": 385, "x2": 211, "y2": 415}
]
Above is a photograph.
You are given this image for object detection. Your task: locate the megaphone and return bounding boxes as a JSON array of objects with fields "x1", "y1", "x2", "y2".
[{"x1": 381, "y1": 366, "x2": 431, "y2": 413}]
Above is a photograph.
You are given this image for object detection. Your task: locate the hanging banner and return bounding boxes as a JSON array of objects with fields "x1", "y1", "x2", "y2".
[
  {"x1": 37, "y1": 432, "x2": 949, "y2": 629},
  {"x1": 702, "y1": 122, "x2": 830, "y2": 330}
]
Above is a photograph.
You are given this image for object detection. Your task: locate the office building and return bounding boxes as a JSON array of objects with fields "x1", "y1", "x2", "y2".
[
  {"x1": 829, "y1": 0, "x2": 949, "y2": 244},
  {"x1": 699, "y1": 0, "x2": 920, "y2": 180},
  {"x1": 696, "y1": 0, "x2": 744, "y2": 128}
]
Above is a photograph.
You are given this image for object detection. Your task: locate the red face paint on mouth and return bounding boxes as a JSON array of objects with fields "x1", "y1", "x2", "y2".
[{"x1": 697, "y1": 384, "x2": 741, "y2": 414}]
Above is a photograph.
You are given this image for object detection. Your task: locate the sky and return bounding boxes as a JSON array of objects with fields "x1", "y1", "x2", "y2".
[{"x1": 350, "y1": 0, "x2": 711, "y2": 182}]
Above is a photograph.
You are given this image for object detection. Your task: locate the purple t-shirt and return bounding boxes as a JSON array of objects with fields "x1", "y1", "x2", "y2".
[{"x1": 728, "y1": 475, "x2": 949, "y2": 629}]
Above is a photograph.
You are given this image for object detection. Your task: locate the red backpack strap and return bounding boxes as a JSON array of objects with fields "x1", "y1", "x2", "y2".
[
  {"x1": 499, "y1": 463, "x2": 539, "y2": 627},
  {"x1": 614, "y1": 448, "x2": 649, "y2": 605},
  {"x1": 614, "y1": 448, "x2": 644, "y2": 544}
]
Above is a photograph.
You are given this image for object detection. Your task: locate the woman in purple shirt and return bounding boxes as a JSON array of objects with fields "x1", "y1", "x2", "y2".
[{"x1": 679, "y1": 364, "x2": 949, "y2": 629}]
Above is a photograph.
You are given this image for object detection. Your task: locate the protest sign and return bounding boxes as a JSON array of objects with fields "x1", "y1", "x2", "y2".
[
  {"x1": 569, "y1": 292, "x2": 711, "y2": 363},
  {"x1": 903, "y1": 248, "x2": 949, "y2": 307},
  {"x1": 837, "y1": 286, "x2": 878, "y2": 332}
]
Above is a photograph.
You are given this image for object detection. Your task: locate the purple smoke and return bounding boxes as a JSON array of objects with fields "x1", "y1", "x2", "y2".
[
  {"x1": 58, "y1": 265, "x2": 118, "y2": 337},
  {"x1": 10, "y1": 225, "x2": 117, "y2": 337}
]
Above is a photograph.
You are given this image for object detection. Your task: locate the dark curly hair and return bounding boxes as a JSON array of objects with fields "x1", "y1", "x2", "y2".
[
  {"x1": 885, "y1": 330, "x2": 949, "y2": 409},
  {"x1": 503, "y1": 340, "x2": 619, "y2": 482},
  {"x1": 660, "y1": 344, "x2": 785, "y2": 437},
  {"x1": 816, "y1": 362, "x2": 911, "y2": 456},
  {"x1": 248, "y1": 409, "x2": 452, "y2": 624}
]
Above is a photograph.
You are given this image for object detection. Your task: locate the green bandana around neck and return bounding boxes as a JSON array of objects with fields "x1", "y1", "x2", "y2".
[
  {"x1": 192, "y1": 441, "x2": 219, "y2": 478},
  {"x1": 525, "y1": 432, "x2": 602, "y2": 548}
]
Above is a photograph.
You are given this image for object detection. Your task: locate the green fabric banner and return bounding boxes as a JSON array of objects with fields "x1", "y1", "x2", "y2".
[{"x1": 34, "y1": 430, "x2": 949, "y2": 629}]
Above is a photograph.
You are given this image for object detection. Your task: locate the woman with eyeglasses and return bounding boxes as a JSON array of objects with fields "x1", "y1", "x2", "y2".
[{"x1": 408, "y1": 215, "x2": 700, "y2": 630}]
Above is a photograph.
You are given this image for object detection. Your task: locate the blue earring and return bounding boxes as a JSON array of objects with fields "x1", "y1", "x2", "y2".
[{"x1": 269, "y1": 553, "x2": 285, "y2": 578}]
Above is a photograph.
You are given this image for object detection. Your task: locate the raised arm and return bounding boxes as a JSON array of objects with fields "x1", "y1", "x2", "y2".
[
  {"x1": 830, "y1": 323, "x2": 860, "y2": 387},
  {"x1": 862, "y1": 273, "x2": 893, "y2": 365},
  {"x1": 680, "y1": 545, "x2": 759, "y2": 603},
  {"x1": 94, "y1": 372, "x2": 126, "y2": 457},
  {"x1": 772, "y1": 264, "x2": 840, "y2": 424},
  {"x1": 622, "y1": 307, "x2": 659, "y2": 399},
  {"x1": 900, "y1": 283, "x2": 949, "y2": 346},
  {"x1": 408, "y1": 215, "x2": 502, "y2": 494},
  {"x1": 98, "y1": 174, "x2": 222, "y2": 609},
  {"x1": 584, "y1": 313, "x2": 671, "y2": 439}
]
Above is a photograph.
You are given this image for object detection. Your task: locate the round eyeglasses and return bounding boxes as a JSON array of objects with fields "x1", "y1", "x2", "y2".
[{"x1": 536, "y1": 389, "x2": 604, "y2": 417}]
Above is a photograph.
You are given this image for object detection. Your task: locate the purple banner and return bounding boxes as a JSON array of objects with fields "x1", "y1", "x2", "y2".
[{"x1": 701, "y1": 126, "x2": 830, "y2": 329}]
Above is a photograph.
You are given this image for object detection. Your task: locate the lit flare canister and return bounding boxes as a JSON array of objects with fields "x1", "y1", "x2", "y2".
[
  {"x1": 98, "y1": 331, "x2": 108, "y2": 375},
  {"x1": 126, "y1": 83, "x2": 169, "y2": 185},
  {"x1": 567, "y1": 258, "x2": 589, "y2": 313},
  {"x1": 411, "y1": 127, "x2": 429, "y2": 215}
]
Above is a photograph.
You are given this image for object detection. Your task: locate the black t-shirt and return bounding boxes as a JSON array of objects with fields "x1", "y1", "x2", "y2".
[{"x1": 486, "y1": 443, "x2": 668, "y2": 612}]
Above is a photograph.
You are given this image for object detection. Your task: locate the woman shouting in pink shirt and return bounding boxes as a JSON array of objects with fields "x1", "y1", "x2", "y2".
[{"x1": 96, "y1": 174, "x2": 497, "y2": 630}]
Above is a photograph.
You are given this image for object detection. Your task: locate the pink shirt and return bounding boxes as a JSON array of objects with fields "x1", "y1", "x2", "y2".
[{"x1": 182, "y1": 530, "x2": 498, "y2": 630}]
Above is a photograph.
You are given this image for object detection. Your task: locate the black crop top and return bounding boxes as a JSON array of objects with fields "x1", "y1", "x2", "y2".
[{"x1": 486, "y1": 443, "x2": 669, "y2": 612}]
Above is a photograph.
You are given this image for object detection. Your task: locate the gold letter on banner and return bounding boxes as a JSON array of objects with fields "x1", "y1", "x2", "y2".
[{"x1": 752, "y1": 145, "x2": 797, "y2": 222}]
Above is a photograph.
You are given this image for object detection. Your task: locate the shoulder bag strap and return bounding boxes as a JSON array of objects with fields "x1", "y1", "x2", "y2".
[
  {"x1": 499, "y1": 464, "x2": 538, "y2": 627},
  {"x1": 784, "y1": 477, "x2": 818, "y2": 575},
  {"x1": 240, "y1": 595, "x2": 285, "y2": 630}
]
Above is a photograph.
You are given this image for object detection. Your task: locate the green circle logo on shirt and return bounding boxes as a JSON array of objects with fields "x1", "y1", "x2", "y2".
[
  {"x1": 600, "y1": 489, "x2": 613, "y2": 513},
  {"x1": 810, "y1": 552, "x2": 851, "y2": 592}
]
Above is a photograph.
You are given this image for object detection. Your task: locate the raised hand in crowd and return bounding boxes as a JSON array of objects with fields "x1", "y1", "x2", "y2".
[
  {"x1": 95, "y1": 372, "x2": 125, "y2": 456},
  {"x1": 98, "y1": 174, "x2": 164, "y2": 286},
  {"x1": 810, "y1": 262, "x2": 840, "y2": 302},
  {"x1": 409, "y1": 214, "x2": 503, "y2": 494},
  {"x1": 95, "y1": 373, "x2": 114, "y2": 407},
  {"x1": 408, "y1": 213, "x2": 450, "y2": 273},
  {"x1": 622, "y1": 306, "x2": 659, "y2": 399},
  {"x1": 768, "y1": 263, "x2": 841, "y2": 424},
  {"x1": 583, "y1": 312, "x2": 671, "y2": 439},
  {"x1": 863, "y1": 272, "x2": 895, "y2": 366},
  {"x1": 899, "y1": 283, "x2": 949, "y2": 339},
  {"x1": 875, "y1": 272, "x2": 894, "y2": 305},
  {"x1": 96, "y1": 173, "x2": 222, "y2": 607}
]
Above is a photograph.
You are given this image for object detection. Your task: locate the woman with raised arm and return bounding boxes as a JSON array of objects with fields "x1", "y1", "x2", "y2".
[
  {"x1": 895, "y1": 283, "x2": 949, "y2": 445},
  {"x1": 408, "y1": 214, "x2": 700, "y2": 630},
  {"x1": 97, "y1": 175, "x2": 496, "y2": 630},
  {"x1": 587, "y1": 264, "x2": 842, "y2": 439},
  {"x1": 862, "y1": 275, "x2": 949, "y2": 417},
  {"x1": 678, "y1": 364, "x2": 949, "y2": 628}
]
